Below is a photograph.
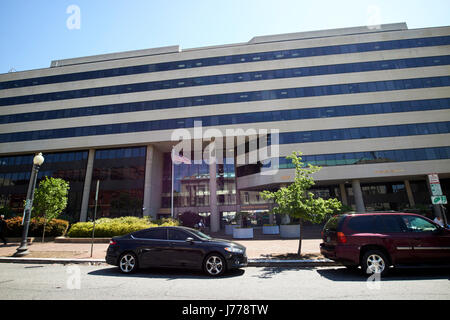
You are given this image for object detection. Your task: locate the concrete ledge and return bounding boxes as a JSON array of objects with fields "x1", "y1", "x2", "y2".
[
  {"x1": 0, "y1": 257, "x2": 105, "y2": 265},
  {"x1": 0, "y1": 256, "x2": 341, "y2": 267},
  {"x1": 55, "y1": 237, "x2": 110, "y2": 243},
  {"x1": 7, "y1": 237, "x2": 36, "y2": 244},
  {"x1": 248, "y1": 258, "x2": 342, "y2": 268}
]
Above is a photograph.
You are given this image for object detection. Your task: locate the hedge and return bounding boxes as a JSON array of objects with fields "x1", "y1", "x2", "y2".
[
  {"x1": 67, "y1": 216, "x2": 180, "y2": 238},
  {"x1": 5, "y1": 217, "x2": 69, "y2": 237}
]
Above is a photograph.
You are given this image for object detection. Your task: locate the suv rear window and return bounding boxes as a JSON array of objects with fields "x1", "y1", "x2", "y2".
[
  {"x1": 324, "y1": 216, "x2": 344, "y2": 231},
  {"x1": 376, "y1": 215, "x2": 403, "y2": 233},
  {"x1": 346, "y1": 216, "x2": 376, "y2": 233}
]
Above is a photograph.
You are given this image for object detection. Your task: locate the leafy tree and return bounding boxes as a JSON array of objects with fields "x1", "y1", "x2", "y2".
[
  {"x1": 33, "y1": 177, "x2": 70, "y2": 242},
  {"x1": 260, "y1": 151, "x2": 342, "y2": 255}
]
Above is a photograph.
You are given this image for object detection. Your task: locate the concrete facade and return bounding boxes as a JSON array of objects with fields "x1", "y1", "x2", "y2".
[{"x1": 0, "y1": 23, "x2": 449, "y2": 222}]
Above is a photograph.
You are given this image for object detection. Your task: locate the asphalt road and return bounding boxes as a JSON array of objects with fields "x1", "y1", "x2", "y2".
[{"x1": 0, "y1": 263, "x2": 449, "y2": 300}]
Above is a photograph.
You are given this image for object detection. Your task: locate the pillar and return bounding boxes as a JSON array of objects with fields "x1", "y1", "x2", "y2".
[
  {"x1": 352, "y1": 179, "x2": 365, "y2": 213},
  {"x1": 143, "y1": 145, "x2": 154, "y2": 219},
  {"x1": 339, "y1": 183, "x2": 348, "y2": 206},
  {"x1": 80, "y1": 149, "x2": 95, "y2": 222},
  {"x1": 209, "y1": 156, "x2": 220, "y2": 232},
  {"x1": 404, "y1": 180, "x2": 415, "y2": 208},
  {"x1": 143, "y1": 145, "x2": 163, "y2": 220}
]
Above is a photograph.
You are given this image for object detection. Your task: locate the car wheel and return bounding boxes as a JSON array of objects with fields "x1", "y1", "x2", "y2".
[
  {"x1": 204, "y1": 254, "x2": 226, "y2": 277},
  {"x1": 119, "y1": 252, "x2": 138, "y2": 274},
  {"x1": 361, "y1": 250, "x2": 389, "y2": 276}
]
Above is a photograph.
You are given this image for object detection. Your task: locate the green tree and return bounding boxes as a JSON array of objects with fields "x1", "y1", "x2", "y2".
[
  {"x1": 33, "y1": 177, "x2": 70, "y2": 242},
  {"x1": 260, "y1": 151, "x2": 342, "y2": 255}
]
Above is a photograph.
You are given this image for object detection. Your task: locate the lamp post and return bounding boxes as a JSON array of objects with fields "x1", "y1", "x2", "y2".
[{"x1": 14, "y1": 153, "x2": 44, "y2": 257}]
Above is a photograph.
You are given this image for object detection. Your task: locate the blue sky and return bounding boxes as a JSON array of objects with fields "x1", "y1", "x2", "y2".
[{"x1": 0, "y1": 0, "x2": 449, "y2": 74}]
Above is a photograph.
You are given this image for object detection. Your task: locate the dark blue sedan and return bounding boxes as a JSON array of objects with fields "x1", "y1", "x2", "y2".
[{"x1": 106, "y1": 226, "x2": 247, "y2": 276}]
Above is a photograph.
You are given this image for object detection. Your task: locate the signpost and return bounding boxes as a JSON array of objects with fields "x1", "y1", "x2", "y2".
[
  {"x1": 427, "y1": 173, "x2": 447, "y2": 226},
  {"x1": 431, "y1": 195, "x2": 447, "y2": 205},
  {"x1": 90, "y1": 180, "x2": 100, "y2": 258},
  {"x1": 430, "y1": 183, "x2": 442, "y2": 196}
]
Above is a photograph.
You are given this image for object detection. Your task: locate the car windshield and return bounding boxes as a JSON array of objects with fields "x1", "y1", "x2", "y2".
[{"x1": 188, "y1": 229, "x2": 212, "y2": 240}]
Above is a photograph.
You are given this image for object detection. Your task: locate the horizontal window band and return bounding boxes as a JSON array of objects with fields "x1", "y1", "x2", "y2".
[
  {"x1": 1, "y1": 35, "x2": 449, "y2": 91},
  {"x1": 396, "y1": 247, "x2": 413, "y2": 250},
  {"x1": 2, "y1": 96, "x2": 447, "y2": 127},
  {"x1": 235, "y1": 121, "x2": 450, "y2": 153},
  {"x1": 0, "y1": 73, "x2": 449, "y2": 126},
  {"x1": 1, "y1": 55, "x2": 449, "y2": 107},
  {"x1": 0, "y1": 98, "x2": 449, "y2": 144},
  {"x1": 236, "y1": 146, "x2": 450, "y2": 177},
  {"x1": 277, "y1": 121, "x2": 450, "y2": 145}
]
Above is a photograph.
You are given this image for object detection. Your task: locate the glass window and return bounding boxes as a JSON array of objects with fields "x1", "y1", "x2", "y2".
[
  {"x1": 346, "y1": 216, "x2": 376, "y2": 233},
  {"x1": 168, "y1": 229, "x2": 191, "y2": 241},
  {"x1": 134, "y1": 228, "x2": 167, "y2": 240},
  {"x1": 399, "y1": 216, "x2": 438, "y2": 232}
]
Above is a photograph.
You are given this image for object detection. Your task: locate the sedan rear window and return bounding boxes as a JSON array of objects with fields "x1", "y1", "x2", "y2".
[
  {"x1": 133, "y1": 228, "x2": 167, "y2": 240},
  {"x1": 168, "y1": 229, "x2": 190, "y2": 241}
]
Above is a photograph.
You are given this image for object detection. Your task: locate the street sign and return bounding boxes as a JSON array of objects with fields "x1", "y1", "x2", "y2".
[
  {"x1": 428, "y1": 173, "x2": 440, "y2": 184},
  {"x1": 431, "y1": 195, "x2": 447, "y2": 205},
  {"x1": 430, "y1": 183, "x2": 443, "y2": 196}
]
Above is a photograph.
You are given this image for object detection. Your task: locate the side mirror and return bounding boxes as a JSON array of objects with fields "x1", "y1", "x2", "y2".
[{"x1": 186, "y1": 237, "x2": 194, "y2": 243}]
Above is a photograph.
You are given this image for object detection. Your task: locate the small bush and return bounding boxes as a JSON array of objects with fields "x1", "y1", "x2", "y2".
[
  {"x1": 66, "y1": 216, "x2": 179, "y2": 238},
  {"x1": 5, "y1": 217, "x2": 69, "y2": 237},
  {"x1": 155, "y1": 217, "x2": 180, "y2": 227}
]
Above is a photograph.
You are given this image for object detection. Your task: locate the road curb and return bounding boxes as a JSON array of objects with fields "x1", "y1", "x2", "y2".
[
  {"x1": 0, "y1": 257, "x2": 105, "y2": 265},
  {"x1": 248, "y1": 259, "x2": 342, "y2": 267},
  {"x1": 0, "y1": 256, "x2": 341, "y2": 267}
]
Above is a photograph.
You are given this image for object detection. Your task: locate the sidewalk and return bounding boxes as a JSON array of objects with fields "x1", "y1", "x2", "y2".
[{"x1": 0, "y1": 227, "x2": 340, "y2": 267}]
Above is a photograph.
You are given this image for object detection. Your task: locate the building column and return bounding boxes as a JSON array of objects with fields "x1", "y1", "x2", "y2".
[
  {"x1": 143, "y1": 145, "x2": 163, "y2": 220},
  {"x1": 352, "y1": 179, "x2": 365, "y2": 213},
  {"x1": 339, "y1": 183, "x2": 348, "y2": 206},
  {"x1": 80, "y1": 149, "x2": 95, "y2": 222},
  {"x1": 209, "y1": 157, "x2": 220, "y2": 233},
  {"x1": 404, "y1": 180, "x2": 415, "y2": 208}
]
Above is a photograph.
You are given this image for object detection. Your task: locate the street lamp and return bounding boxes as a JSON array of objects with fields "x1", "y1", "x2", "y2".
[{"x1": 14, "y1": 152, "x2": 44, "y2": 257}]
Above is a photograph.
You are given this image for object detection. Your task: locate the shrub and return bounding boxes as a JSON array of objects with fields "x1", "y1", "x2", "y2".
[
  {"x1": 5, "y1": 217, "x2": 69, "y2": 237},
  {"x1": 155, "y1": 217, "x2": 180, "y2": 227},
  {"x1": 66, "y1": 216, "x2": 179, "y2": 238}
]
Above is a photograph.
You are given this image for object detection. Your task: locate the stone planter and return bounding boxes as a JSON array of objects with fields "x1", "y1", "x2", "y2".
[
  {"x1": 262, "y1": 225, "x2": 279, "y2": 235},
  {"x1": 225, "y1": 224, "x2": 238, "y2": 235},
  {"x1": 233, "y1": 227, "x2": 254, "y2": 239},
  {"x1": 279, "y1": 224, "x2": 300, "y2": 238}
]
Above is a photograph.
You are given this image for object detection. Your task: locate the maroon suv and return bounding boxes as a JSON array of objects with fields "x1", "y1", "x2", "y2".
[{"x1": 320, "y1": 212, "x2": 450, "y2": 275}]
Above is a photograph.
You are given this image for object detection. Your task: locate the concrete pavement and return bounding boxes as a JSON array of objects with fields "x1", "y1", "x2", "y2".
[{"x1": 0, "y1": 226, "x2": 340, "y2": 267}]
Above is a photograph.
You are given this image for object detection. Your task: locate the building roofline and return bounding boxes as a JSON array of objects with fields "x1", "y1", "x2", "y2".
[{"x1": 49, "y1": 23, "x2": 411, "y2": 68}]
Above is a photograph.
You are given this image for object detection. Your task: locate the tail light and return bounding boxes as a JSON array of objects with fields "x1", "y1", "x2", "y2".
[
  {"x1": 109, "y1": 239, "x2": 117, "y2": 245},
  {"x1": 337, "y1": 232, "x2": 347, "y2": 244},
  {"x1": 321, "y1": 231, "x2": 324, "y2": 239}
]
